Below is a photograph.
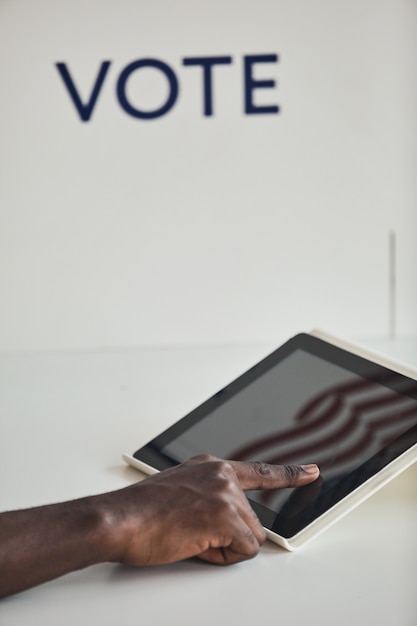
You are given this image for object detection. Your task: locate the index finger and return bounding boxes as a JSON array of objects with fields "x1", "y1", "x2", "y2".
[{"x1": 228, "y1": 460, "x2": 320, "y2": 490}]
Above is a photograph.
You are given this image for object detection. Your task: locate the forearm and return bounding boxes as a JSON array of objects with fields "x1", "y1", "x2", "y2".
[{"x1": 0, "y1": 495, "x2": 117, "y2": 598}]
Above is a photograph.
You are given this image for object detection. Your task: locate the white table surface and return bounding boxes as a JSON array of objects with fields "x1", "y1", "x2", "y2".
[{"x1": 1, "y1": 337, "x2": 417, "y2": 624}]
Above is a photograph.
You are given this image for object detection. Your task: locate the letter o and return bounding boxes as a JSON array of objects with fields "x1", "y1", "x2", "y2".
[{"x1": 116, "y1": 59, "x2": 179, "y2": 119}]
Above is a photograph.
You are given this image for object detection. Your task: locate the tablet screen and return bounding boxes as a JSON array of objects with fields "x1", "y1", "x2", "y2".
[{"x1": 134, "y1": 335, "x2": 417, "y2": 537}]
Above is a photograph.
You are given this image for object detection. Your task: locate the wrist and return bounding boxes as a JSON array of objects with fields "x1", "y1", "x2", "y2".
[{"x1": 88, "y1": 490, "x2": 143, "y2": 565}]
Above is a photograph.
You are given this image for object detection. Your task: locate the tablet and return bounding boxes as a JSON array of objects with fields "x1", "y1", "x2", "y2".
[{"x1": 123, "y1": 330, "x2": 417, "y2": 550}]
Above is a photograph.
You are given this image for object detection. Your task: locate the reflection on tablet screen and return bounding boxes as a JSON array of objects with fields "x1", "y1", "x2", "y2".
[{"x1": 160, "y1": 350, "x2": 417, "y2": 521}]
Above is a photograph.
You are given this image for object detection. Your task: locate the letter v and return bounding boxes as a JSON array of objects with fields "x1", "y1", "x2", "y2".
[{"x1": 55, "y1": 61, "x2": 111, "y2": 122}]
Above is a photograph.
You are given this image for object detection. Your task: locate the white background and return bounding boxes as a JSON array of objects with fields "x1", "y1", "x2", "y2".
[{"x1": 1, "y1": 0, "x2": 416, "y2": 353}]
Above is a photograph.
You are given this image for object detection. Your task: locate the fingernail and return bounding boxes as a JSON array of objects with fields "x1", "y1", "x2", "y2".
[{"x1": 301, "y1": 464, "x2": 319, "y2": 474}]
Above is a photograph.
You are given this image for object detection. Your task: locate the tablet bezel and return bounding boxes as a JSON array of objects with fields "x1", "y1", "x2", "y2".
[{"x1": 125, "y1": 332, "x2": 417, "y2": 549}]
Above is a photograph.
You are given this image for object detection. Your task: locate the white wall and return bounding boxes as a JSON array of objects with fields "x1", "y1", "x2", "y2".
[{"x1": 0, "y1": 0, "x2": 416, "y2": 352}]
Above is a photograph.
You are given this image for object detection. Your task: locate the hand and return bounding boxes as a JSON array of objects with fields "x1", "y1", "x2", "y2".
[
  {"x1": 101, "y1": 454, "x2": 320, "y2": 566},
  {"x1": 0, "y1": 455, "x2": 319, "y2": 597}
]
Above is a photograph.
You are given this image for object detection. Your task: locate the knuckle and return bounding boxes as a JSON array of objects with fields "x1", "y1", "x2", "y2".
[
  {"x1": 219, "y1": 497, "x2": 238, "y2": 516},
  {"x1": 252, "y1": 461, "x2": 272, "y2": 477},
  {"x1": 186, "y1": 453, "x2": 217, "y2": 464},
  {"x1": 213, "y1": 475, "x2": 241, "y2": 507},
  {"x1": 281, "y1": 464, "x2": 302, "y2": 481},
  {"x1": 210, "y1": 493, "x2": 239, "y2": 527},
  {"x1": 211, "y1": 460, "x2": 235, "y2": 483},
  {"x1": 243, "y1": 529, "x2": 260, "y2": 557}
]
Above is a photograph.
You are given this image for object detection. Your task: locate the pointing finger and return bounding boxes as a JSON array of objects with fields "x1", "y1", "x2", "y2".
[{"x1": 228, "y1": 460, "x2": 320, "y2": 490}]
